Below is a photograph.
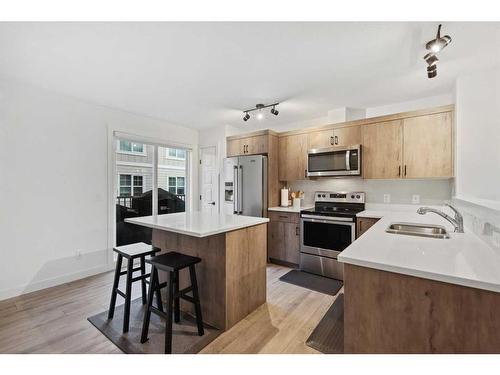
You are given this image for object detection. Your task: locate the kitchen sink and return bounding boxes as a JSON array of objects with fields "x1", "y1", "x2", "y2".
[{"x1": 385, "y1": 222, "x2": 450, "y2": 239}]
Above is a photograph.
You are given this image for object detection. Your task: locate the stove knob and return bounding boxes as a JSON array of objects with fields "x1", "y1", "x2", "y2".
[
  {"x1": 356, "y1": 195, "x2": 360, "y2": 199},
  {"x1": 322, "y1": 194, "x2": 326, "y2": 198},
  {"x1": 351, "y1": 195, "x2": 355, "y2": 199}
]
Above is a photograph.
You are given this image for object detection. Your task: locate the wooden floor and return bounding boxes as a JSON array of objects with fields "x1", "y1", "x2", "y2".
[{"x1": 0, "y1": 264, "x2": 340, "y2": 354}]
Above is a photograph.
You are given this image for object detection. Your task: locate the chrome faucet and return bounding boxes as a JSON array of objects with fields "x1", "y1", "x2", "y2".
[{"x1": 417, "y1": 204, "x2": 464, "y2": 233}]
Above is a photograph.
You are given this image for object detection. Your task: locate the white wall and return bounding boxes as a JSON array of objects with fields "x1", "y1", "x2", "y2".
[
  {"x1": 455, "y1": 67, "x2": 500, "y2": 206},
  {"x1": 365, "y1": 93, "x2": 454, "y2": 117},
  {"x1": 0, "y1": 80, "x2": 199, "y2": 300}
]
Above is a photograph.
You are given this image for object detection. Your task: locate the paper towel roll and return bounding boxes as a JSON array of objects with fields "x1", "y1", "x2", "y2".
[{"x1": 280, "y1": 188, "x2": 289, "y2": 207}]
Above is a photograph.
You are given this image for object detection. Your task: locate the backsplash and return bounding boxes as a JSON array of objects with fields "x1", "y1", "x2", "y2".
[
  {"x1": 451, "y1": 198, "x2": 500, "y2": 250},
  {"x1": 288, "y1": 178, "x2": 453, "y2": 206}
]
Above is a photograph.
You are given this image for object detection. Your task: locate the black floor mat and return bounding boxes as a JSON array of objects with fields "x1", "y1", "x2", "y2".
[
  {"x1": 279, "y1": 270, "x2": 343, "y2": 296},
  {"x1": 306, "y1": 293, "x2": 344, "y2": 354},
  {"x1": 87, "y1": 298, "x2": 221, "y2": 354}
]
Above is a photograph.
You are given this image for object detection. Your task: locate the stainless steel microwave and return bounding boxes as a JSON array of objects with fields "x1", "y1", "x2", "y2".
[{"x1": 307, "y1": 144, "x2": 361, "y2": 177}]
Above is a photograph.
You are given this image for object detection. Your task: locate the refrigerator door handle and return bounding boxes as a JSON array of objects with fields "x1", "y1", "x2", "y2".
[
  {"x1": 233, "y1": 165, "x2": 238, "y2": 214},
  {"x1": 238, "y1": 165, "x2": 243, "y2": 214}
]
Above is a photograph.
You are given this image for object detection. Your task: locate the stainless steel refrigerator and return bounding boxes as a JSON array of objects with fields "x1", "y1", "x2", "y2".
[{"x1": 223, "y1": 155, "x2": 267, "y2": 217}]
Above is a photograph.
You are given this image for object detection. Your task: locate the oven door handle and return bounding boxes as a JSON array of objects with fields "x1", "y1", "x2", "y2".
[
  {"x1": 301, "y1": 217, "x2": 355, "y2": 226},
  {"x1": 300, "y1": 214, "x2": 354, "y2": 223}
]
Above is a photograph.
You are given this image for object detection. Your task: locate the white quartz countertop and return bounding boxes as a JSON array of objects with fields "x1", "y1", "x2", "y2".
[
  {"x1": 125, "y1": 211, "x2": 269, "y2": 238},
  {"x1": 339, "y1": 206, "x2": 500, "y2": 293},
  {"x1": 268, "y1": 205, "x2": 313, "y2": 213}
]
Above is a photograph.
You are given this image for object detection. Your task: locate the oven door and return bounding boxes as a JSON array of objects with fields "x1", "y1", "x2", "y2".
[
  {"x1": 300, "y1": 215, "x2": 355, "y2": 258},
  {"x1": 307, "y1": 145, "x2": 361, "y2": 177}
]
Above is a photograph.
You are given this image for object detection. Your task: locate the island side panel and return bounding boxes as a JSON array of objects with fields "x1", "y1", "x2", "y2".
[
  {"x1": 344, "y1": 263, "x2": 500, "y2": 353},
  {"x1": 152, "y1": 229, "x2": 227, "y2": 330},
  {"x1": 225, "y1": 223, "x2": 267, "y2": 329}
]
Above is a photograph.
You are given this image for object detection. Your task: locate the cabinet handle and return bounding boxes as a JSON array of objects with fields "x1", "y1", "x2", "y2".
[
  {"x1": 398, "y1": 166, "x2": 401, "y2": 177},
  {"x1": 404, "y1": 165, "x2": 407, "y2": 176},
  {"x1": 304, "y1": 169, "x2": 307, "y2": 178},
  {"x1": 335, "y1": 135, "x2": 339, "y2": 145},
  {"x1": 330, "y1": 136, "x2": 334, "y2": 145},
  {"x1": 295, "y1": 226, "x2": 299, "y2": 236},
  {"x1": 279, "y1": 215, "x2": 288, "y2": 219}
]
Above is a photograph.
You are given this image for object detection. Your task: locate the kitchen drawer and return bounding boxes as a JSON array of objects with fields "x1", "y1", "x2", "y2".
[{"x1": 268, "y1": 211, "x2": 300, "y2": 224}]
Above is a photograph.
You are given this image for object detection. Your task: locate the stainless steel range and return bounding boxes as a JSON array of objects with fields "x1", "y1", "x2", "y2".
[{"x1": 300, "y1": 191, "x2": 365, "y2": 281}]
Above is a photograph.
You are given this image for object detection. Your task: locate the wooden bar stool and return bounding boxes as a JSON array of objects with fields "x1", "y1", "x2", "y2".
[
  {"x1": 108, "y1": 242, "x2": 161, "y2": 333},
  {"x1": 140, "y1": 251, "x2": 204, "y2": 354}
]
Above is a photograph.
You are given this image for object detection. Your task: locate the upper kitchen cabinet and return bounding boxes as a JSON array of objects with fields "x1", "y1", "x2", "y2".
[
  {"x1": 402, "y1": 112, "x2": 453, "y2": 178},
  {"x1": 226, "y1": 138, "x2": 242, "y2": 157},
  {"x1": 361, "y1": 108, "x2": 454, "y2": 179},
  {"x1": 361, "y1": 120, "x2": 403, "y2": 179},
  {"x1": 333, "y1": 125, "x2": 361, "y2": 147},
  {"x1": 279, "y1": 133, "x2": 308, "y2": 181},
  {"x1": 307, "y1": 125, "x2": 361, "y2": 149},
  {"x1": 226, "y1": 133, "x2": 270, "y2": 156}
]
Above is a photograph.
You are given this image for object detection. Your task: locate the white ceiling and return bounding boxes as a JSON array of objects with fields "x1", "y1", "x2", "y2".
[{"x1": 0, "y1": 22, "x2": 499, "y2": 129}]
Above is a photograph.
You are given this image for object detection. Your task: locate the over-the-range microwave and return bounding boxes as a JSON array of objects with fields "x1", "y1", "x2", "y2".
[{"x1": 307, "y1": 144, "x2": 361, "y2": 177}]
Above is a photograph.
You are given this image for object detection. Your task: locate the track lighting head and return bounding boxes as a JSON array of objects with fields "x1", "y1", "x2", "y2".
[
  {"x1": 427, "y1": 64, "x2": 437, "y2": 79},
  {"x1": 243, "y1": 112, "x2": 250, "y2": 121},
  {"x1": 423, "y1": 53, "x2": 439, "y2": 66},
  {"x1": 270, "y1": 106, "x2": 279, "y2": 116},
  {"x1": 425, "y1": 24, "x2": 452, "y2": 53}
]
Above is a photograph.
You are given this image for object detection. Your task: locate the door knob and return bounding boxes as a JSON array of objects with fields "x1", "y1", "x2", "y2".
[{"x1": 209, "y1": 202, "x2": 216, "y2": 206}]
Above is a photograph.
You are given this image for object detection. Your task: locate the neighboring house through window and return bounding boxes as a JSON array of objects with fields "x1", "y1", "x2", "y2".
[
  {"x1": 118, "y1": 140, "x2": 146, "y2": 155},
  {"x1": 166, "y1": 148, "x2": 186, "y2": 159},
  {"x1": 119, "y1": 174, "x2": 144, "y2": 196},
  {"x1": 168, "y1": 176, "x2": 185, "y2": 195}
]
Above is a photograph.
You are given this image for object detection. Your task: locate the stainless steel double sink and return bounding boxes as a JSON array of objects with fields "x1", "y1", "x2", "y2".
[{"x1": 385, "y1": 222, "x2": 450, "y2": 239}]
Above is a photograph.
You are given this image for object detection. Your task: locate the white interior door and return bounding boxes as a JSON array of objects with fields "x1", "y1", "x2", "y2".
[{"x1": 199, "y1": 146, "x2": 219, "y2": 214}]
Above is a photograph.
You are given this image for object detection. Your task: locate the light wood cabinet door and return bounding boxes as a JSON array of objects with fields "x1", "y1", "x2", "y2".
[
  {"x1": 284, "y1": 222, "x2": 300, "y2": 264},
  {"x1": 308, "y1": 129, "x2": 334, "y2": 149},
  {"x1": 278, "y1": 133, "x2": 308, "y2": 181},
  {"x1": 361, "y1": 120, "x2": 403, "y2": 179},
  {"x1": 268, "y1": 221, "x2": 285, "y2": 261},
  {"x1": 403, "y1": 112, "x2": 453, "y2": 178},
  {"x1": 246, "y1": 135, "x2": 268, "y2": 155},
  {"x1": 334, "y1": 125, "x2": 361, "y2": 146},
  {"x1": 227, "y1": 139, "x2": 242, "y2": 157}
]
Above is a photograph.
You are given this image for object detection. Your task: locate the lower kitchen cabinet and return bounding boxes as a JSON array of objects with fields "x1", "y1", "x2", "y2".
[
  {"x1": 356, "y1": 217, "x2": 380, "y2": 238},
  {"x1": 267, "y1": 211, "x2": 300, "y2": 266}
]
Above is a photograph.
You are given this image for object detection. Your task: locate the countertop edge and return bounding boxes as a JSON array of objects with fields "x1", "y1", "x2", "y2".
[
  {"x1": 338, "y1": 254, "x2": 500, "y2": 294},
  {"x1": 125, "y1": 217, "x2": 269, "y2": 238}
]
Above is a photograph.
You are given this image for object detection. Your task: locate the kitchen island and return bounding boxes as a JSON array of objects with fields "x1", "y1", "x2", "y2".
[
  {"x1": 338, "y1": 206, "x2": 500, "y2": 353},
  {"x1": 126, "y1": 211, "x2": 269, "y2": 331}
]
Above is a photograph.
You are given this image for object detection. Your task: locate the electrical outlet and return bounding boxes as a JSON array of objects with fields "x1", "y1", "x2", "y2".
[
  {"x1": 412, "y1": 194, "x2": 420, "y2": 204},
  {"x1": 383, "y1": 194, "x2": 391, "y2": 203}
]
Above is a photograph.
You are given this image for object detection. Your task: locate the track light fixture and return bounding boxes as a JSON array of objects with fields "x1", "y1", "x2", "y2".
[
  {"x1": 423, "y1": 24, "x2": 452, "y2": 79},
  {"x1": 242, "y1": 102, "x2": 280, "y2": 122},
  {"x1": 425, "y1": 24, "x2": 452, "y2": 53}
]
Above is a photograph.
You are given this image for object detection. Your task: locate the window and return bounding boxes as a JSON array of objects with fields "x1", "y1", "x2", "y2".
[
  {"x1": 118, "y1": 174, "x2": 143, "y2": 196},
  {"x1": 118, "y1": 140, "x2": 145, "y2": 154},
  {"x1": 168, "y1": 176, "x2": 185, "y2": 195},
  {"x1": 166, "y1": 148, "x2": 186, "y2": 159}
]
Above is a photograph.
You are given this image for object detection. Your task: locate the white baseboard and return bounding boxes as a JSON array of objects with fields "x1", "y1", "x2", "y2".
[{"x1": 0, "y1": 264, "x2": 115, "y2": 301}]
